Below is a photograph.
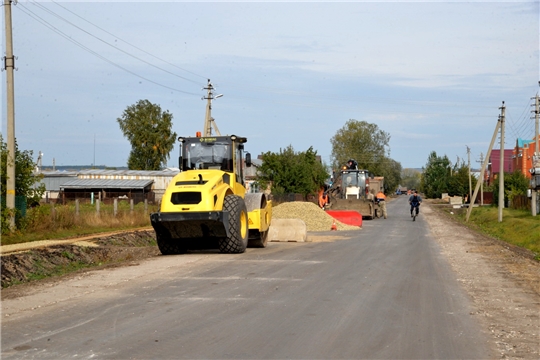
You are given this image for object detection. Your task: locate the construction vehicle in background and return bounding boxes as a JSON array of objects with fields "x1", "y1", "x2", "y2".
[
  {"x1": 327, "y1": 159, "x2": 378, "y2": 220},
  {"x1": 369, "y1": 176, "x2": 385, "y2": 195},
  {"x1": 150, "y1": 80, "x2": 272, "y2": 254}
]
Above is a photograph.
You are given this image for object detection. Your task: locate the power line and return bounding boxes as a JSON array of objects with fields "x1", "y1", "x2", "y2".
[
  {"x1": 507, "y1": 97, "x2": 534, "y2": 140},
  {"x1": 15, "y1": 2, "x2": 202, "y2": 96},
  {"x1": 48, "y1": 0, "x2": 207, "y2": 83}
]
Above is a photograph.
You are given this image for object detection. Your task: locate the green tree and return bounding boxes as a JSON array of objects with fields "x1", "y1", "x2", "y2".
[
  {"x1": 330, "y1": 119, "x2": 390, "y2": 171},
  {"x1": 401, "y1": 168, "x2": 421, "y2": 191},
  {"x1": 377, "y1": 157, "x2": 402, "y2": 194},
  {"x1": 489, "y1": 170, "x2": 530, "y2": 206},
  {"x1": 256, "y1": 145, "x2": 328, "y2": 196},
  {"x1": 330, "y1": 119, "x2": 401, "y2": 193},
  {"x1": 1, "y1": 135, "x2": 46, "y2": 232},
  {"x1": 420, "y1": 152, "x2": 478, "y2": 199},
  {"x1": 420, "y1": 151, "x2": 452, "y2": 198},
  {"x1": 447, "y1": 161, "x2": 477, "y2": 198},
  {"x1": 117, "y1": 100, "x2": 177, "y2": 170}
]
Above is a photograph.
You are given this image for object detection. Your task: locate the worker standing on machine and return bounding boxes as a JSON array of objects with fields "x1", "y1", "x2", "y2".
[{"x1": 375, "y1": 190, "x2": 387, "y2": 219}]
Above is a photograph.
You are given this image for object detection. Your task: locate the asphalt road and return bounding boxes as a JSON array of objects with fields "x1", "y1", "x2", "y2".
[{"x1": 1, "y1": 196, "x2": 493, "y2": 359}]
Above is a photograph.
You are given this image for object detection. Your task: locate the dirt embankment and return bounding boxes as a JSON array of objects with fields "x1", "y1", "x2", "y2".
[{"x1": 1, "y1": 230, "x2": 160, "y2": 291}]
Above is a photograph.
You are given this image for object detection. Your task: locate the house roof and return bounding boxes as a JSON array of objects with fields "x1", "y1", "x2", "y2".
[
  {"x1": 517, "y1": 138, "x2": 535, "y2": 148},
  {"x1": 59, "y1": 179, "x2": 154, "y2": 190},
  {"x1": 78, "y1": 169, "x2": 178, "y2": 176}
]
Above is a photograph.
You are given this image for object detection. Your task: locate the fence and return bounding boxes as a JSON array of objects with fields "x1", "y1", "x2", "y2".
[
  {"x1": 510, "y1": 195, "x2": 531, "y2": 210},
  {"x1": 0, "y1": 195, "x2": 28, "y2": 218},
  {"x1": 50, "y1": 191, "x2": 156, "y2": 206},
  {"x1": 68, "y1": 198, "x2": 150, "y2": 217}
]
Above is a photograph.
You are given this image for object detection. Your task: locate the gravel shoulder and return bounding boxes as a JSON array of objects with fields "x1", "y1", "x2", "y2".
[{"x1": 423, "y1": 203, "x2": 540, "y2": 359}]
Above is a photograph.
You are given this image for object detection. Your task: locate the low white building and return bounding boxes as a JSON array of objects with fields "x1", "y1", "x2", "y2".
[{"x1": 36, "y1": 168, "x2": 179, "y2": 203}]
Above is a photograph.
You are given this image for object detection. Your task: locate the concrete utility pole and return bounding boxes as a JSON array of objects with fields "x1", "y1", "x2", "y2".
[
  {"x1": 532, "y1": 94, "x2": 539, "y2": 216},
  {"x1": 4, "y1": 0, "x2": 16, "y2": 231},
  {"x1": 466, "y1": 119, "x2": 501, "y2": 222},
  {"x1": 498, "y1": 102, "x2": 505, "y2": 223},
  {"x1": 202, "y1": 79, "x2": 223, "y2": 137},
  {"x1": 533, "y1": 94, "x2": 540, "y2": 167},
  {"x1": 466, "y1": 146, "x2": 472, "y2": 204},
  {"x1": 477, "y1": 152, "x2": 484, "y2": 205}
]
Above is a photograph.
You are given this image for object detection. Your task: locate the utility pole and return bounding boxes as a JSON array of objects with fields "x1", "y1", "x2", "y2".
[
  {"x1": 466, "y1": 119, "x2": 501, "y2": 222},
  {"x1": 535, "y1": 94, "x2": 539, "y2": 168},
  {"x1": 531, "y1": 94, "x2": 539, "y2": 216},
  {"x1": 202, "y1": 79, "x2": 223, "y2": 137},
  {"x1": 498, "y1": 101, "x2": 505, "y2": 222},
  {"x1": 93, "y1": 134, "x2": 96, "y2": 169},
  {"x1": 4, "y1": 0, "x2": 16, "y2": 231},
  {"x1": 466, "y1": 145, "x2": 472, "y2": 204},
  {"x1": 477, "y1": 152, "x2": 484, "y2": 205}
]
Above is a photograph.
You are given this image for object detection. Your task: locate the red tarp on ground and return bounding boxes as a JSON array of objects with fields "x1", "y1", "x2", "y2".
[{"x1": 326, "y1": 210, "x2": 363, "y2": 227}]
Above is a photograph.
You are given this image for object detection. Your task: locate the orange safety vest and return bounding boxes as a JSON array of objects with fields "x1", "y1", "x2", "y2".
[{"x1": 318, "y1": 190, "x2": 329, "y2": 208}]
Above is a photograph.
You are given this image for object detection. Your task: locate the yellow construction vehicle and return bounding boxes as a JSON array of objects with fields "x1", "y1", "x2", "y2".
[
  {"x1": 150, "y1": 80, "x2": 272, "y2": 254},
  {"x1": 150, "y1": 134, "x2": 272, "y2": 254}
]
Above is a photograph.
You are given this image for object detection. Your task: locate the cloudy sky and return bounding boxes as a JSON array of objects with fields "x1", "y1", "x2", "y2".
[{"x1": 1, "y1": 0, "x2": 538, "y2": 170}]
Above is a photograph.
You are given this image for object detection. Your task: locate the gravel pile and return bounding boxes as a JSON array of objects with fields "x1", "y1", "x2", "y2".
[{"x1": 272, "y1": 201, "x2": 361, "y2": 231}]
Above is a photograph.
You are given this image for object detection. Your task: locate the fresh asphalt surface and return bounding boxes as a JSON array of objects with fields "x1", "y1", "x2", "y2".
[{"x1": 1, "y1": 196, "x2": 492, "y2": 359}]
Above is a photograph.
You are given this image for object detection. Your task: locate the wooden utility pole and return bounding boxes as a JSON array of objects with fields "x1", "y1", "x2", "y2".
[
  {"x1": 4, "y1": 0, "x2": 16, "y2": 231},
  {"x1": 202, "y1": 79, "x2": 222, "y2": 137},
  {"x1": 498, "y1": 102, "x2": 505, "y2": 223}
]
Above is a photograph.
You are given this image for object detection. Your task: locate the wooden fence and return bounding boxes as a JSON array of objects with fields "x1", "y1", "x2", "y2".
[{"x1": 510, "y1": 195, "x2": 531, "y2": 210}]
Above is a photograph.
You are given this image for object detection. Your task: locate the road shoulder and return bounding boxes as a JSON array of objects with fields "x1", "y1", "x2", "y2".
[{"x1": 423, "y1": 203, "x2": 540, "y2": 359}]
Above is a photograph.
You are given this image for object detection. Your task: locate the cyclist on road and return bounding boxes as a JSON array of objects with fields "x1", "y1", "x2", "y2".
[{"x1": 409, "y1": 190, "x2": 422, "y2": 217}]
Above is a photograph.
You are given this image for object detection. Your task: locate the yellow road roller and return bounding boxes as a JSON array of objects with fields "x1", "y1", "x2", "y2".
[{"x1": 150, "y1": 134, "x2": 272, "y2": 254}]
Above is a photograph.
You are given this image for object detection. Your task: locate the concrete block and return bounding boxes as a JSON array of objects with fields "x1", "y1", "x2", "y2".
[
  {"x1": 449, "y1": 196, "x2": 463, "y2": 205},
  {"x1": 268, "y1": 219, "x2": 309, "y2": 242}
]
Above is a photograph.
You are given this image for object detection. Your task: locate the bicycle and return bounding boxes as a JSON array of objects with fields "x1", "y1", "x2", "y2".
[{"x1": 411, "y1": 204, "x2": 420, "y2": 221}]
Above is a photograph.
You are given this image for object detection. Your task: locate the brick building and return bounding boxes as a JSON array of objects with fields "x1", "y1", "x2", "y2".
[{"x1": 512, "y1": 135, "x2": 540, "y2": 179}]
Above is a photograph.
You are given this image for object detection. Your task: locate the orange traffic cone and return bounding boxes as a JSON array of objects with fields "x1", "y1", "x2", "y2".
[{"x1": 331, "y1": 220, "x2": 337, "y2": 231}]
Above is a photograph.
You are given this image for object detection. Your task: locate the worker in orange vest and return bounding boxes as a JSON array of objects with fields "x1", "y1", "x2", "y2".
[
  {"x1": 375, "y1": 190, "x2": 387, "y2": 219},
  {"x1": 318, "y1": 189, "x2": 329, "y2": 209}
]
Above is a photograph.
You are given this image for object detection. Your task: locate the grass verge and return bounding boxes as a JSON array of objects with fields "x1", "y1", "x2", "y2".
[
  {"x1": 1, "y1": 202, "x2": 158, "y2": 246},
  {"x1": 439, "y1": 205, "x2": 540, "y2": 260}
]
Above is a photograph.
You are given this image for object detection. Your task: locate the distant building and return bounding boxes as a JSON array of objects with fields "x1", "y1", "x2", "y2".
[
  {"x1": 36, "y1": 169, "x2": 179, "y2": 204},
  {"x1": 512, "y1": 136, "x2": 540, "y2": 179},
  {"x1": 487, "y1": 149, "x2": 514, "y2": 186}
]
